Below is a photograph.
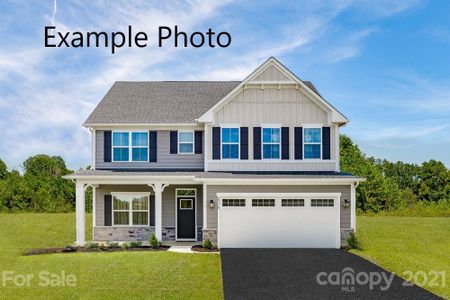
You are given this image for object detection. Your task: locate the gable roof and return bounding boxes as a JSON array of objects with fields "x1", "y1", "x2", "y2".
[
  {"x1": 84, "y1": 57, "x2": 348, "y2": 126},
  {"x1": 198, "y1": 57, "x2": 348, "y2": 125},
  {"x1": 84, "y1": 81, "x2": 240, "y2": 126}
]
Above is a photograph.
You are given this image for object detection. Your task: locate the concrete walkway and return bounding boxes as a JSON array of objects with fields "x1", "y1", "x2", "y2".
[{"x1": 167, "y1": 245, "x2": 194, "y2": 253}]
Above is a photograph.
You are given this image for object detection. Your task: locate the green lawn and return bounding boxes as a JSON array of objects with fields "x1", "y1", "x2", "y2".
[
  {"x1": 1, "y1": 214, "x2": 448, "y2": 299},
  {"x1": 0, "y1": 213, "x2": 223, "y2": 299},
  {"x1": 351, "y1": 216, "x2": 450, "y2": 299}
]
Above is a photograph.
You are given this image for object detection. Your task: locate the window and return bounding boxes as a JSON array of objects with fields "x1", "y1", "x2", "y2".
[
  {"x1": 311, "y1": 199, "x2": 334, "y2": 207},
  {"x1": 252, "y1": 199, "x2": 275, "y2": 207},
  {"x1": 180, "y1": 199, "x2": 193, "y2": 209},
  {"x1": 304, "y1": 128, "x2": 321, "y2": 159},
  {"x1": 176, "y1": 189, "x2": 196, "y2": 196},
  {"x1": 282, "y1": 199, "x2": 305, "y2": 207},
  {"x1": 222, "y1": 199, "x2": 245, "y2": 207},
  {"x1": 262, "y1": 127, "x2": 281, "y2": 159},
  {"x1": 112, "y1": 193, "x2": 149, "y2": 226},
  {"x1": 178, "y1": 131, "x2": 194, "y2": 154},
  {"x1": 221, "y1": 127, "x2": 239, "y2": 159},
  {"x1": 112, "y1": 131, "x2": 148, "y2": 162}
]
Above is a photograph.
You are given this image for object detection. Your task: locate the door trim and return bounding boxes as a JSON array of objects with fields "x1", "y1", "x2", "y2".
[{"x1": 175, "y1": 188, "x2": 197, "y2": 241}]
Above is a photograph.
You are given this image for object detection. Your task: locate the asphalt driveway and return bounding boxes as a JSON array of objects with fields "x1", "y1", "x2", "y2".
[{"x1": 220, "y1": 249, "x2": 439, "y2": 299}]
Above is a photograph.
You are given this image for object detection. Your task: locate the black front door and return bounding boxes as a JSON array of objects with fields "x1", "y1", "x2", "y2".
[{"x1": 177, "y1": 196, "x2": 195, "y2": 240}]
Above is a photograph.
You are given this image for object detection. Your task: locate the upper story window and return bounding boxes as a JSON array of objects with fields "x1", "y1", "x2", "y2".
[
  {"x1": 303, "y1": 128, "x2": 321, "y2": 159},
  {"x1": 112, "y1": 131, "x2": 148, "y2": 162},
  {"x1": 221, "y1": 127, "x2": 239, "y2": 159},
  {"x1": 178, "y1": 131, "x2": 194, "y2": 154},
  {"x1": 262, "y1": 127, "x2": 281, "y2": 159}
]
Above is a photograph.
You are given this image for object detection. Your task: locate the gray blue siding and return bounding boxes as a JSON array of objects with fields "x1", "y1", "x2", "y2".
[{"x1": 95, "y1": 130, "x2": 204, "y2": 169}]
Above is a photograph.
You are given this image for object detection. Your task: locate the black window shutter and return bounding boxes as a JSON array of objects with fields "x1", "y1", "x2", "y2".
[
  {"x1": 212, "y1": 127, "x2": 221, "y2": 160},
  {"x1": 281, "y1": 127, "x2": 289, "y2": 160},
  {"x1": 149, "y1": 131, "x2": 157, "y2": 162},
  {"x1": 253, "y1": 127, "x2": 261, "y2": 160},
  {"x1": 104, "y1": 131, "x2": 112, "y2": 162},
  {"x1": 322, "y1": 127, "x2": 331, "y2": 160},
  {"x1": 195, "y1": 131, "x2": 203, "y2": 154},
  {"x1": 104, "y1": 195, "x2": 112, "y2": 226},
  {"x1": 240, "y1": 127, "x2": 248, "y2": 160},
  {"x1": 170, "y1": 131, "x2": 178, "y2": 154},
  {"x1": 150, "y1": 195, "x2": 155, "y2": 226},
  {"x1": 294, "y1": 127, "x2": 303, "y2": 160}
]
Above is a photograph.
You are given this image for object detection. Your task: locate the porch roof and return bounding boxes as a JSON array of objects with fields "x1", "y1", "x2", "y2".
[{"x1": 64, "y1": 169, "x2": 364, "y2": 183}]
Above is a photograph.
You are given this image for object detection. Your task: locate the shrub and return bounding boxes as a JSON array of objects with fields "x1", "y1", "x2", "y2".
[
  {"x1": 107, "y1": 241, "x2": 120, "y2": 249},
  {"x1": 203, "y1": 238, "x2": 212, "y2": 250},
  {"x1": 122, "y1": 242, "x2": 130, "y2": 249},
  {"x1": 347, "y1": 232, "x2": 359, "y2": 250},
  {"x1": 98, "y1": 241, "x2": 108, "y2": 250},
  {"x1": 149, "y1": 234, "x2": 160, "y2": 248},
  {"x1": 62, "y1": 244, "x2": 77, "y2": 252},
  {"x1": 130, "y1": 241, "x2": 142, "y2": 248},
  {"x1": 85, "y1": 241, "x2": 98, "y2": 249}
]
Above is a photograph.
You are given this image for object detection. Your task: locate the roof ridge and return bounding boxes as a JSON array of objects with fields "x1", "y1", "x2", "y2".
[{"x1": 114, "y1": 80, "x2": 241, "y2": 83}]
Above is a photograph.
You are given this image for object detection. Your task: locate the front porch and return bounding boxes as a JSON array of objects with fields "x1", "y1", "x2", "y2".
[{"x1": 74, "y1": 175, "x2": 208, "y2": 245}]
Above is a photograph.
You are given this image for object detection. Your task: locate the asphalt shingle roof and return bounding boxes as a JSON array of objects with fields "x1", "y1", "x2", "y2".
[
  {"x1": 64, "y1": 169, "x2": 363, "y2": 180},
  {"x1": 84, "y1": 81, "x2": 240, "y2": 125},
  {"x1": 84, "y1": 79, "x2": 328, "y2": 125}
]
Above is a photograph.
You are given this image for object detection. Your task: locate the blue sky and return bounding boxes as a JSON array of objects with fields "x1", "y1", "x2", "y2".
[{"x1": 0, "y1": 0, "x2": 449, "y2": 170}]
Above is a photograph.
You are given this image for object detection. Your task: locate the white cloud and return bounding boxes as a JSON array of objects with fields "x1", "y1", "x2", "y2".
[{"x1": 0, "y1": 0, "x2": 431, "y2": 169}]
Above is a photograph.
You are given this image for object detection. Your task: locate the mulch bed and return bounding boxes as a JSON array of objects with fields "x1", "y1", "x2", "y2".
[
  {"x1": 191, "y1": 245, "x2": 220, "y2": 253},
  {"x1": 24, "y1": 245, "x2": 170, "y2": 256}
]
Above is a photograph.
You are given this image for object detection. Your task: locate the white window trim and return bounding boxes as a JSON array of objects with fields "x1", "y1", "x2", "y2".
[
  {"x1": 178, "y1": 130, "x2": 195, "y2": 154},
  {"x1": 111, "y1": 130, "x2": 149, "y2": 162},
  {"x1": 111, "y1": 192, "x2": 150, "y2": 227},
  {"x1": 220, "y1": 125, "x2": 240, "y2": 160},
  {"x1": 261, "y1": 125, "x2": 281, "y2": 160},
  {"x1": 303, "y1": 125, "x2": 322, "y2": 160},
  {"x1": 179, "y1": 199, "x2": 193, "y2": 210}
]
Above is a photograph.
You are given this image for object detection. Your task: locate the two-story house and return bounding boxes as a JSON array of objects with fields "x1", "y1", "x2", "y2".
[{"x1": 65, "y1": 57, "x2": 364, "y2": 248}]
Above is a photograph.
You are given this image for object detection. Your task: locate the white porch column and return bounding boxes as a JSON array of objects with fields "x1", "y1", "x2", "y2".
[
  {"x1": 350, "y1": 182, "x2": 356, "y2": 231},
  {"x1": 92, "y1": 185, "x2": 98, "y2": 227},
  {"x1": 75, "y1": 182, "x2": 86, "y2": 246},
  {"x1": 203, "y1": 183, "x2": 208, "y2": 230},
  {"x1": 149, "y1": 183, "x2": 169, "y2": 241}
]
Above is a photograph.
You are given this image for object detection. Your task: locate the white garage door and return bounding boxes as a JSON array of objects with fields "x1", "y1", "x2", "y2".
[{"x1": 217, "y1": 193, "x2": 341, "y2": 249}]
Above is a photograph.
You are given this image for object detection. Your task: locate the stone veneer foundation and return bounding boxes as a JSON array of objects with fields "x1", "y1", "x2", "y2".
[
  {"x1": 94, "y1": 226, "x2": 203, "y2": 242},
  {"x1": 95, "y1": 227, "x2": 348, "y2": 247},
  {"x1": 340, "y1": 228, "x2": 354, "y2": 248},
  {"x1": 202, "y1": 229, "x2": 217, "y2": 246}
]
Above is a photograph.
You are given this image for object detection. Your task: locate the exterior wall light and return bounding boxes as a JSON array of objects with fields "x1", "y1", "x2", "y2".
[
  {"x1": 343, "y1": 199, "x2": 350, "y2": 207},
  {"x1": 209, "y1": 200, "x2": 215, "y2": 208}
]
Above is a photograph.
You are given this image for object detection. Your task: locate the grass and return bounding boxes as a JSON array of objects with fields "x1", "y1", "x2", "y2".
[
  {"x1": 0, "y1": 213, "x2": 223, "y2": 299},
  {"x1": 351, "y1": 216, "x2": 450, "y2": 299},
  {"x1": 1, "y1": 213, "x2": 448, "y2": 299}
]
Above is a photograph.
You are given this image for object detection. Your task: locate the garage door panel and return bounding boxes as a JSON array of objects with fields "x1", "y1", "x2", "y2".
[{"x1": 218, "y1": 195, "x2": 340, "y2": 249}]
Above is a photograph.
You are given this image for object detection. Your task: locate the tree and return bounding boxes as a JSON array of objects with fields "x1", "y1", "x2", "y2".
[
  {"x1": 0, "y1": 159, "x2": 7, "y2": 179},
  {"x1": 23, "y1": 155, "x2": 75, "y2": 211},
  {"x1": 417, "y1": 160, "x2": 450, "y2": 202},
  {"x1": 340, "y1": 135, "x2": 402, "y2": 211}
]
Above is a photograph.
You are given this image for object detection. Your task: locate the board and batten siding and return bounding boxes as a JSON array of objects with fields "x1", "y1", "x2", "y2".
[
  {"x1": 95, "y1": 130, "x2": 204, "y2": 169},
  {"x1": 206, "y1": 185, "x2": 351, "y2": 229},
  {"x1": 207, "y1": 84, "x2": 338, "y2": 171},
  {"x1": 95, "y1": 185, "x2": 203, "y2": 228},
  {"x1": 252, "y1": 64, "x2": 291, "y2": 81}
]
